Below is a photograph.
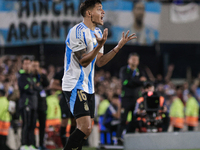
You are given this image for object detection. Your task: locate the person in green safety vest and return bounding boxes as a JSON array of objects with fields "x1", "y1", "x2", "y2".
[
  {"x1": 46, "y1": 92, "x2": 61, "y2": 121},
  {"x1": 0, "y1": 88, "x2": 11, "y2": 150},
  {"x1": 185, "y1": 90, "x2": 199, "y2": 131},
  {"x1": 169, "y1": 93, "x2": 184, "y2": 132},
  {"x1": 98, "y1": 98, "x2": 110, "y2": 117}
]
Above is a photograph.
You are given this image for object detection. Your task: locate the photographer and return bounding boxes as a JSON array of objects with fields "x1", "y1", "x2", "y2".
[{"x1": 134, "y1": 82, "x2": 167, "y2": 132}]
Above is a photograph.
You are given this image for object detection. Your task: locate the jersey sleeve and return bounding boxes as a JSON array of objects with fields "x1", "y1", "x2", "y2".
[
  {"x1": 69, "y1": 28, "x2": 87, "y2": 53},
  {"x1": 96, "y1": 28, "x2": 104, "y2": 54}
]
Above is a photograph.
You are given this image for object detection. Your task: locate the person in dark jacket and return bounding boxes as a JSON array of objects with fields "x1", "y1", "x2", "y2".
[
  {"x1": 18, "y1": 57, "x2": 38, "y2": 150},
  {"x1": 116, "y1": 53, "x2": 147, "y2": 145},
  {"x1": 32, "y1": 60, "x2": 49, "y2": 150}
]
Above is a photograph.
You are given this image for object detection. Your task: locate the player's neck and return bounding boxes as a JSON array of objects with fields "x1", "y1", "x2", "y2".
[{"x1": 83, "y1": 19, "x2": 96, "y2": 31}]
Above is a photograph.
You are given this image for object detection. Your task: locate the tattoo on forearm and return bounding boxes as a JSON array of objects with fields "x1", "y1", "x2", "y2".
[{"x1": 74, "y1": 49, "x2": 86, "y2": 61}]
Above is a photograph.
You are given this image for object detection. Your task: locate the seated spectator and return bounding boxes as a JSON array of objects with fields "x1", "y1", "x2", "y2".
[
  {"x1": 103, "y1": 94, "x2": 121, "y2": 144},
  {"x1": 185, "y1": 90, "x2": 199, "y2": 131}
]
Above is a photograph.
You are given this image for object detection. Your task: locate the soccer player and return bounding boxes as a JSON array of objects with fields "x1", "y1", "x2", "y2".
[{"x1": 62, "y1": 0, "x2": 137, "y2": 149}]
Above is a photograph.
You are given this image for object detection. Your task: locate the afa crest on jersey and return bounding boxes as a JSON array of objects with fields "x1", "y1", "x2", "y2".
[{"x1": 93, "y1": 38, "x2": 97, "y2": 45}]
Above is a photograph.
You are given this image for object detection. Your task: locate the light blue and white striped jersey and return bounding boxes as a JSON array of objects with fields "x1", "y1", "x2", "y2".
[{"x1": 62, "y1": 22, "x2": 103, "y2": 94}]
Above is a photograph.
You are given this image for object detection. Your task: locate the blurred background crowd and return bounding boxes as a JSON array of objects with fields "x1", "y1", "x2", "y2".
[
  {"x1": 1, "y1": 0, "x2": 200, "y2": 149},
  {"x1": 1, "y1": 54, "x2": 200, "y2": 149}
]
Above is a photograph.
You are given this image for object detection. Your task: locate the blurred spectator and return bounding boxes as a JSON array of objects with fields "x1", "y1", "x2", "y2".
[
  {"x1": 156, "y1": 65, "x2": 174, "y2": 87},
  {"x1": 169, "y1": 93, "x2": 184, "y2": 132},
  {"x1": 4, "y1": 76, "x2": 19, "y2": 102},
  {"x1": 127, "y1": 1, "x2": 158, "y2": 45},
  {"x1": 47, "y1": 65, "x2": 56, "y2": 82},
  {"x1": 116, "y1": 53, "x2": 146, "y2": 145},
  {"x1": 0, "y1": 88, "x2": 11, "y2": 150},
  {"x1": 3, "y1": 57, "x2": 13, "y2": 74},
  {"x1": 4, "y1": 75, "x2": 20, "y2": 137},
  {"x1": 176, "y1": 85, "x2": 184, "y2": 105},
  {"x1": 98, "y1": 97, "x2": 110, "y2": 117},
  {"x1": 49, "y1": 68, "x2": 76, "y2": 147},
  {"x1": 45, "y1": 91, "x2": 62, "y2": 148},
  {"x1": 185, "y1": 90, "x2": 199, "y2": 131},
  {"x1": 1, "y1": 52, "x2": 200, "y2": 148},
  {"x1": 190, "y1": 83, "x2": 200, "y2": 102},
  {"x1": 32, "y1": 60, "x2": 49, "y2": 150},
  {"x1": 103, "y1": 94, "x2": 121, "y2": 144},
  {"x1": 18, "y1": 57, "x2": 38, "y2": 150},
  {"x1": 183, "y1": 81, "x2": 189, "y2": 104}
]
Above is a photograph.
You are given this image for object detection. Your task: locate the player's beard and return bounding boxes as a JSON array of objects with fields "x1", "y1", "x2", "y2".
[{"x1": 91, "y1": 15, "x2": 99, "y2": 26}]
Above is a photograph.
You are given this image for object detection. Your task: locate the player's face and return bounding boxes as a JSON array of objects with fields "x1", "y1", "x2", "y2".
[
  {"x1": 90, "y1": 3, "x2": 105, "y2": 25},
  {"x1": 133, "y1": 3, "x2": 145, "y2": 22},
  {"x1": 128, "y1": 56, "x2": 139, "y2": 67}
]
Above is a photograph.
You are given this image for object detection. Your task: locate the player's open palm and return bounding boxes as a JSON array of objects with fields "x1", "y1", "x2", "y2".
[
  {"x1": 94, "y1": 28, "x2": 108, "y2": 46},
  {"x1": 118, "y1": 31, "x2": 137, "y2": 49}
]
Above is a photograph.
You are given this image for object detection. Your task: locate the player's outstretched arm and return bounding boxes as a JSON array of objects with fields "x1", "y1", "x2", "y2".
[
  {"x1": 74, "y1": 28, "x2": 108, "y2": 68},
  {"x1": 96, "y1": 30, "x2": 137, "y2": 67}
]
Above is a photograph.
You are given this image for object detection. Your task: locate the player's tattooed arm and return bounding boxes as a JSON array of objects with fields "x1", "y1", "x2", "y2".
[
  {"x1": 75, "y1": 47, "x2": 102, "y2": 67},
  {"x1": 74, "y1": 49, "x2": 87, "y2": 61}
]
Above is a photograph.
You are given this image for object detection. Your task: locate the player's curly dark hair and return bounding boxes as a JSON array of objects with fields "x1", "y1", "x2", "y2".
[{"x1": 80, "y1": 0, "x2": 102, "y2": 17}]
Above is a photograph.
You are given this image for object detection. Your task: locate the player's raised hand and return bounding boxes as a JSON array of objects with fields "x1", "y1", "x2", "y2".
[
  {"x1": 118, "y1": 31, "x2": 137, "y2": 49},
  {"x1": 94, "y1": 28, "x2": 108, "y2": 46}
]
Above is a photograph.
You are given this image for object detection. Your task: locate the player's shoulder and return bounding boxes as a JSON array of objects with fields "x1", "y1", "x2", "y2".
[
  {"x1": 70, "y1": 22, "x2": 89, "y2": 39},
  {"x1": 71, "y1": 22, "x2": 88, "y2": 31}
]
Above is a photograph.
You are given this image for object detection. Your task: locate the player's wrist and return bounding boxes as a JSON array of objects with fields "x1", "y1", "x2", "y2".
[
  {"x1": 97, "y1": 43, "x2": 104, "y2": 48},
  {"x1": 114, "y1": 45, "x2": 120, "y2": 52}
]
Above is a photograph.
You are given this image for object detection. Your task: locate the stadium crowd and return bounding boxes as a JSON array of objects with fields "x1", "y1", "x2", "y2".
[{"x1": 0, "y1": 55, "x2": 200, "y2": 149}]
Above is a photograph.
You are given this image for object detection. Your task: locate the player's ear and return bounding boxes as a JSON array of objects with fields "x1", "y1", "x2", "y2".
[{"x1": 86, "y1": 10, "x2": 91, "y2": 17}]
